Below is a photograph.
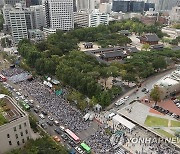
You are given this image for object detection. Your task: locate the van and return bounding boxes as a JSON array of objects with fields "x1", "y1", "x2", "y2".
[
  {"x1": 39, "y1": 113, "x2": 45, "y2": 119},
  {"x1": 89, "y1": 113, "x2": 95, "y2": 121},
  {"x1": 83, "y1": 113, "x2": 90, "y2": 121},
  {"x1": 60, "y1": 126, "x2": 65, "y2": 131},
  {"x1": 115, "y1": 100, "x2": 125, "y2": 106},
  {"x1": 54, "y1": 120, "x2": 59, "y2": 126},
  {"x1": 108, "y1": 113, "x2": 116, "y2": 120}
]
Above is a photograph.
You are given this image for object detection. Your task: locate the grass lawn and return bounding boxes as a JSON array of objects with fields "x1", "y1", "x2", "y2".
[
  {"x1": 171, "y1": 120, "x2": 180, "y2": 127},
  {"x1": 156, "y1": 129, "x2": 174, "y2": 138},
  {"x1": 144, "y1": 115, "x2": 168, "y2": 127},
  {"x1": 0, "y1": 113, "x2": 8, "y2": 126}
]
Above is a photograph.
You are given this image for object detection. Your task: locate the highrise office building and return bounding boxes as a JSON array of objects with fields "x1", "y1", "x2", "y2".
[
  {"x1": 3, "y1": 3, "x2": 35, "y2": 43},
  {"x1": 30, "y1": 5, "x2": 44, "y2": 29},
  {"x1": 146, "y1": 0, "x2": 179, "y2": 10},
  {"x1": 130, "y1": 1, "x2": 145, "y2": 12},
  {"x1": 43, "y1": 0, "x2": 74, "y2": 31},
  {"x1": 76, "y1": 0, "x2": 95, "y2": 11},
  {"x1": 112, "y1": 0, "x2": 130, "y2": 12},
  {"x1": 112, "y1": 0, "x2": 154, "y2": 12}
]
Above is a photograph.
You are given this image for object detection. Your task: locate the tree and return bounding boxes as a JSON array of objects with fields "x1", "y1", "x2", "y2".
[
  {"x1": 8, "y1": 136, "x2": 68, "y2": 154},
  {"x1": 141, "y1": 43, "x2": 150, "y2": 51},
  {"x1": 152, "y1": 57, "x2": 167, "y2": 70},
  {"x1": 150, "y1": 85, "x2": 161, "y2": 106},
  {"x1": 89, "y1": 96, "x2": 98, "y2": 108},
  {"x1": 122, "y1": 73, "x2": 137, "y2": 84}
]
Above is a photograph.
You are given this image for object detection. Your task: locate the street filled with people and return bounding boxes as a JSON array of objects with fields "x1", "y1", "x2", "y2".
[
  {"x1": 85, "y1": 127, "x2": 114, "y2": 154},
  {"x1": 18, "y1": 79, "x2": 91, "y2": 133},
  {"x1": 1, "y1": 66, "x2": 180, "y2": 154}
]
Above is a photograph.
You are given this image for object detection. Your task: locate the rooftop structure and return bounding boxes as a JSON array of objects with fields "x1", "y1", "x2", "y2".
[
  {"x1": 155, "y1": 67, "x2": 180, "y2": 99},
  {"x1": 138, "y1": 34, "x2": 160, "y2": 45},
  {"x1": 112, "y1": 114, "x2": 136, "y2": 131},
  {"x1": 86, "y1": 46, "x2": 139, "y2": 63},
  {"x1": 0, "y1": 95, "x2": 22, "y2": 124},
  {"x1": 0, "y1": 94, "x2": 31, "y2": 153}
]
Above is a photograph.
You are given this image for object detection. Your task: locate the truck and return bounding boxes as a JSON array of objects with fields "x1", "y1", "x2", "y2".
[
  {"x1": 89, "y1": 113, "x2": 95, "y2": 121},
  {"x1": 83, "y1": 113, "x2": 90, "y2": 121}
]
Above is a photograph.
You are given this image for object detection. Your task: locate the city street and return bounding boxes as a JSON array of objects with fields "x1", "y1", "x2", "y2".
[{"x1": 109, "y1": 67, "x2": 176, "y2": 111}]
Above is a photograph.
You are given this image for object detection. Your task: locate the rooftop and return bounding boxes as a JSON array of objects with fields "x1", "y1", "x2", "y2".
[
  {"x1": 156, "y1": 70, "x2": 180, "y2": 87},
  {"x1": 0, "y1": 94, "x2": 24, "y2": 126},
  {"x1": 138, "y1": 34, "x2": 160, "y2": 42},
  {"x1": 100, "y1": 51, "x2": 126, "y2": 59}
]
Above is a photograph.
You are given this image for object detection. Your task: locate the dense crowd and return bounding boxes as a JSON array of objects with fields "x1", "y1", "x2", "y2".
[
  {"x1": 1, "y1": 67, "x2": 179, "y2": 154},
  {"x1": 18, "y1": 80, "x2": 90, "y2": 133},
  {"x1": 85, "y1": 127, "x2": 114, "y2": 154}
]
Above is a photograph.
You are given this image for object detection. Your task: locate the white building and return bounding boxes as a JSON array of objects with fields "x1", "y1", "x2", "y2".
[
  {"x1": 74, "y1": 10, "x2": 109, "y2": 27},
  {"x1": 43, "y1": 27, "x2": 56, "y2": 39},
  {"x1": 0, "y1": 94, "x2": 32, "y2": 154},
  {"x1": 3, "y1": 3, "x2": 36, "y2": 44},
  {"x1": 170, "y1": 5, "x2": 180, "y2": 22},
  {"x1": 74, "y1": 11, "x2": 90, "y2": 27},
  {"x1": 30, "y1": 5, "x2": 45, "y2": 29},
  {"x1": 76, "y1": 0, "x2": 95, "y2": 11},
  {"x1": 99, "y1": 3, "x2": 112, "y2": 13},
  {"x1": 2, "y1": 4, "x2": 12, "y2": 30},
  {"x1": 9, "y1": 7, "x2": 28, "y2": 44},
  {"x1": 90, "y1": 10, "x2": 109, "y2": 27},
  {"x1": 43, "y1": 0, "x2": 74, "y2": 31},
  {"x1": 155, "y1": 66, "x2": 180, "y2": 99}
]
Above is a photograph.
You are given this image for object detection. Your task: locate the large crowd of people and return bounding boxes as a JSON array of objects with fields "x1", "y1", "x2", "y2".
[
  {"x1": 18, "y1": 79, "x2": 91, "y2": 133},
  {"x1": 85, "y1": 127, "x2": 114, "y2": 154},
  {"x1": 1, "y1": 67, "x2": 179, "y2": 154}
]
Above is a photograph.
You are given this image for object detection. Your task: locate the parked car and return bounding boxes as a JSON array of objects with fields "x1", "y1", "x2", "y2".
[
  {"x1": 124, "y1": 96, "x2": 129, "y2": 100},
  {"x1": 41, "y1": 110, "x2": 48, "y2": 116},
  {"x1": 41, "y1": 123, "x2": 47, "y2": 129},
  {"x1": 54, "y1": 128, "x2": 61, "y2": 134},
  {"x1": 54, "y1": 120, "x2": 59, "y2": 126},
  {"x1": 39, "y1": 113, "x2": 45, "y2": 119},
  {"x1": 34, "y1": 108, "x2": 39, "y2": 113},
  {"x1": 47, "y1": 120, "x2": 53, "y2": 126},
  {"x1": 141, "y1": 88, "x2": 146, "y2": 92},
  {"x1": 59, "y1": 126, "x2": 65, "y2": 131},
  {"x1": 48, "y1": 116, "x2": 54, "y2": 121},
  {"x1": 53, "y1": 136, "x2": 60, "y2": 142},
  {"x1": 145, "y1": 89, "x2": 149, "y2": 94}
]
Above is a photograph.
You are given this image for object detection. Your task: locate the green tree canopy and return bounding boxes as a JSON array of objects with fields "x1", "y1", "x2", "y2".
[{"x1": 150, "y1": 85, "x2": 161, "y2": 105}]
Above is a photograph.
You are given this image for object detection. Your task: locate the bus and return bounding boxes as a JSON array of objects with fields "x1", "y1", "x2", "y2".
[
  {"x1": 0, "y1": 74, "x2": 7, "y2": 82},
  {"x1": 20, "y1": 101, "x2": 30, "y2": 110},
  {"x1": 65, "y1": 129, "x2": 80, "y2": 144},
  {"x1": 80, "y1": 143, "x2": 91, "y2": 153}
]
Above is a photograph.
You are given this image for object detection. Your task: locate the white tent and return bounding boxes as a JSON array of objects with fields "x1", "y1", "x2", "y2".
[
  {"x1": 47, "y1": 77, "x2": 51, "y2": 81},
  {"x1": 113, "y1": 115, "x2": 135, "y2": 130},
  {"x1": 43, "y1": 81, "x2": 48, "y2": 85}
]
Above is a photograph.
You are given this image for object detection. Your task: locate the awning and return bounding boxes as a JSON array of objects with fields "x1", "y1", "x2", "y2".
[{"x1": 113, "y1": 115, "x2": 135, "y2": 130}]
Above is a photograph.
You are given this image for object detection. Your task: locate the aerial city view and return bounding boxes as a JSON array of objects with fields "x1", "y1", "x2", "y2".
[{"x1": 0, "y1": 0, "x2": 180, "y2": 154}]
